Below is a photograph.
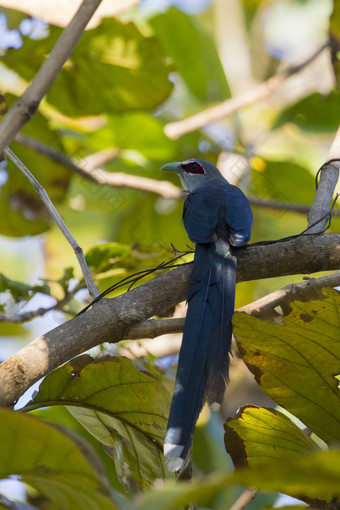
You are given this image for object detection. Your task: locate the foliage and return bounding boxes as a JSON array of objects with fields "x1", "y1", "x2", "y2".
[{"x1": 0, "y1": 0, "x2": 340, "y2": 508}]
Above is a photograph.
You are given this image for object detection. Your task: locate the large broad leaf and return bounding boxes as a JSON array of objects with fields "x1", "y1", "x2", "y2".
[
  {"x1": 150, "y1": 7, "x2": 230, "y2": 102},
  {"x1": 233, "y1": 288, "x2": 340, "y2": 444},
  {"x1": 2, "y1": 17, "x2": 173, "y2": 116},
  {"x1": 0, "y1": 408, "x2": 119, "y2": 509},
  {"x1": 132, "y1": 449, "x2": 340, "y2": 510},
  {"x1": 273, "y1": 91, "x2": 340, "y2": 132},
  {"x1": 224, "y1": 406, "x2": 320, "y2": 468},
  {"x1": 24, "y1": 355, "x2": 173, "y2": 491},
  {"x1": 330, "y1": 0, "x2": 340, "y2": 90}
]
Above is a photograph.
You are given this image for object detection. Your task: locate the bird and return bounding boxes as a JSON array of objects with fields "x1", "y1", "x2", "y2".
[{"x1": 161, "y1": 158, "x2": 253, "y2": 472}]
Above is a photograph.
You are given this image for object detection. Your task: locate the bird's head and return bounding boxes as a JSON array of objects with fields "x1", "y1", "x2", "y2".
[{"x1": 161, "y1": 159, "x2": 224, "y2": 192}]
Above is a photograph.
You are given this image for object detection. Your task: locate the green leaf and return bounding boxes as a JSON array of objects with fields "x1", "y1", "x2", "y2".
[
  {"x1": 0, "y1": 94, "x2": 70, "y2": 237},
  {"x1": 251, "y1": 159, "x2": 315, "y2": 204},
  {"x1": 150, "y1": 7, "x2": 230, "y2": 102},
  {"x1": 0, "y1": 408, "x2": 119, "y2": 509},
  {"x1": 95, "y1": 113, "x2": 176, "y2": 160},
  {"x1": 3, "y1": 18, "x2": 173, "y2": 116},
  {"x1": 233, "y1": 288, "x2": 340, "y2": 444},
  {"x1": 330, "y1": 0, "x2": 340, "y2": 90},
  {"x1": 0, "y1": 273, "x2": 50, "y2": 303},
  {"x1": 224, "y1": 406, "x2": 320, "y2": 468},
  {"x1": 232, "y1": 449, "x2": 340, "y2": 502},
  {"x1": 85, "y1": 242, "x2": 130, "y2": 274},
  {"x1": 25, "y1": 355, "x2": 173, "y2": 491},
  {"x1": 273, "y1": 91, "x2": 340, "y2": 132},
  {"x1": 133, "y1": 449, "x2": 340, "y2": 509}
]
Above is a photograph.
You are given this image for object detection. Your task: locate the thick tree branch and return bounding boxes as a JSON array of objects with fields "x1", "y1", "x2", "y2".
[
  {"x1": 164, "y1": 43, "x2": 328, "y2": 140},
  {"x1": 0, "y1": 232, "x2": 339, "y2": 407},
  {"x1": 307, "y1": 126, "x2": 340, "y2": 233},
  {"x1": 0, "y1": 0, "x2": 103, "y2": 156},
  {"x1": 123, "y1": 271, "x2": 340, "y2": 347},
  {"x1": 5, "y1": 148, "x2": 99, "y2": 298}
]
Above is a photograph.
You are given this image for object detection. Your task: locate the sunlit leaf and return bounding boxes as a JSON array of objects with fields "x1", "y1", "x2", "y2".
[
  {"x1": 0, "y1": 408, "x2": 119, "y2": 509},
  {"x1": 24, "y1": 355, "x2": 173, "y2": 490},
  {"x1": 150, "y1": 7, "x2": 230, "y2": 102},
  {"x1": 133, "y1": 448, "x2": 340, "y2": 509},
  {"x1": 2, "y1": 18, "x2": 173, "y2": 116},
  {"x1": 232, "y1": 449, "x2": 340, "y2": 501},
  {"x1": 224, "y1": 406, "x2": 320, "y2": 468},
  {"x1": 88, "y1": 113, "x2": 176, "y2": 160},
  {"x1": 233, "y1": 288, "x2": 340, "y2": 444}
]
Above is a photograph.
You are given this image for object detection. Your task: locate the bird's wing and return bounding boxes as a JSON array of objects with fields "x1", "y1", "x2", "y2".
[
  {"x1": 183, "y1": 189, "x2": 220, "y2": 244},
  {"x1": 224, "y1": 185, "x2": 253, "y2": 246}
]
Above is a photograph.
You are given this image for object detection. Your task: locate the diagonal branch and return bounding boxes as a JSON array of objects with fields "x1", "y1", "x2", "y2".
[
  {"x1": 164, "y1": 43, "x2": 328, "y2": 140},
  {"x1": 15, "y1": 133, "x2": 340, "y2": 216},
  {"x1": 5, "y1": 148, "x2": 99, "y2": 298},
  {"x1": 0, "y1": 232, "x2": 339, "y2": 408},
  {"x1": 0, "y1": 0, "x2": 103, "y2": 156}
]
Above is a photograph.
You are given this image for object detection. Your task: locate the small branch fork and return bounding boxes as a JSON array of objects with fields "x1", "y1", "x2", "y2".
[{"x1": 4, "y1": 148, "x2": 99, "y2": 298}]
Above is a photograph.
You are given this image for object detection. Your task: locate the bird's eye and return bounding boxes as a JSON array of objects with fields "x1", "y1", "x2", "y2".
[{"x1": 191, "y1": 163, "x2": 198, "y2": 169}]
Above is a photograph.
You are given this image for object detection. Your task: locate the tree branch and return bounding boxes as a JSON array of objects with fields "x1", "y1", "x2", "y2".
[
  {"x1": 4, "y1": 148, "x2": 99, "y2": 298},
  {"x1": 307, "y1": 127, "x2": 340, "y2": 233},
  {"x1": 123, "y1": 271, "x2": 340, "y2": 346},
  {"x1": 16, "y1": 133, "x2": 340, "y2": 216},
  {"x1": 164, "y1": 43, "x2": 328, "y2": 140},
  {"x1": 0, "y1": 232, "x2": 339, "y2": 408},
  {"x1": 15, "y1": 133, "x2": 182, "y2": 199},
  {"x1": 0, "y1": 0, "x2": 103, "y2": 156}
]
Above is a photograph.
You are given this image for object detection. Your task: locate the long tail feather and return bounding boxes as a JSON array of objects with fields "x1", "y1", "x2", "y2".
[{"x1": 164, "y1": 243, "x2": 236, "y2": 470}]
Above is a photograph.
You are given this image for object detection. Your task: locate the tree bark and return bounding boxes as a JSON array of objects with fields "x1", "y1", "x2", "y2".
[{"x1": 0, "y1": 232, "x2": 339, "y2": 408}]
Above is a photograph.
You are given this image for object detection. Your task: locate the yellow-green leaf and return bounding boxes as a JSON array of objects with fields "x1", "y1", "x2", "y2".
[
  {"x1": 233, "y1": 289, "x2": 340, "y2": 443},
  {"x1": 224, "y1": 406, "x2": 320, "y2": 468},
  {"x1": 0, "y1": 408, "x2": 118, "y2": 509},
  {"x1": 24, "y1": 355, "x2": 172, "y2": 490},
  {"x1": 133, "y1": 449, "x2": 340, "y2": 509}
]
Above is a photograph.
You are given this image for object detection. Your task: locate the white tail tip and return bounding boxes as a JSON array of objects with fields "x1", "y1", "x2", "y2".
[
  {"x1": 210, "y1": 402, "x2": 221, "y2": 412},
  {"x1": 164, "y1": 443, "x2": 184, "y2": 472}
]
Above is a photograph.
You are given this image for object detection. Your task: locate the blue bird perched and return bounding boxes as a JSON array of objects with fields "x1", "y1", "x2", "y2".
[{"x1": 161, "y1": 158, "x2": 253, "y2": 472}]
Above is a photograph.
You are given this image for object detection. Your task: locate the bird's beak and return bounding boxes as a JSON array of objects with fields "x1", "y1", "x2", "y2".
[{"x1": 161, "y1": 162, "x2": 181, "y2": 173}]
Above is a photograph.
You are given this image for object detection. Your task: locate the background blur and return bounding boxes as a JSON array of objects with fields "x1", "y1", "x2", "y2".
[{"x1": 0, "y1": 0, "x2": 339, "y2": 505}]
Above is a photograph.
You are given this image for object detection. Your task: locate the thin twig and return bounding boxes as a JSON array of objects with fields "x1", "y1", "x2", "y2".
[
  {"x1": 0, "y1": 0, "x2": 103, "y2": 156},
  {"x1": 164, "y1": 43, "x2": 328, "y2": 140},
  {"x1": 4, "y1": 148, "x2": 99, "y2": 298},
  {"x1": 15, "y1": 133, "x2": 182, "y2": 199},
  {"x1": 15, "y1": 133, "x2": 339, "y2": 216},
  {"x1": 229, "y1": 489, "x2": 257, "y2": 510},
  {"x1": 307, "y1": 127, "x2": 340, "y2": 233}
]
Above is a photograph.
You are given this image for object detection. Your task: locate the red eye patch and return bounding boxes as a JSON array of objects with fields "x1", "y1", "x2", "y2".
[{"x1": 180, "y1": 161, "x2": 205, "y2": 175}]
